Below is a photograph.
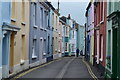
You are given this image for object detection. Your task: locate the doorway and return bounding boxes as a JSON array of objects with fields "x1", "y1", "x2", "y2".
[
  {"x1": 9, "y1": 33, "x2": 15, "y2": 74},
  {"x1": 112, "y1": 28, "x2": 117, "y2": 78}
]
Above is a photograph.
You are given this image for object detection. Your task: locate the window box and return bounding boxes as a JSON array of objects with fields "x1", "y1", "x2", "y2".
[{"x1": 20, "y1": 59, "x2": 25, "y2": 65}]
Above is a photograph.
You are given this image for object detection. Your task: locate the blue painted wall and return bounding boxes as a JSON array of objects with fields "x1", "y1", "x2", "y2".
[
  {"x1": 29, "y1": 2, "x2": 49, "y2": 64},
  {"x1": 46, "y1": 8, "x2": 54, "y2": 61},
  {"x1": 2, "y1": 1, "x2": 11, "y2": 65},
  {"x1": 0, "y1": 0, "x2": 11, "y2": 67},
  {"x1": 0, "y1": 0, "x2": 12, "y2": 78},
  {"x1": 77, "y1": 25, "x2": 85, "y2": 55},
  {"x1": 0, "y1": 1, "x2": 2, "y2": 69}
]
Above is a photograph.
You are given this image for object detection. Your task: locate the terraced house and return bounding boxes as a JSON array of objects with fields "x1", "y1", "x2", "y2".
[
  {"x1": 105, "y1": 1, "x2": 120, "y2": 78},
  {"x1": 0, "y1": 1, "x2": 20, "y2": 78},
  {"x1": 60, "y1": 16, "x2": 70, "y2": 56},
  {"x1": 94, "y1": 1, "x2": 107, "y2": 76},
  {"x1": 58, "y1": 19, "x2": 63, "y2": 57},
  {"x1": 29, "y1": 1, "x2": 49, "y2": 67},
  {"x1": 59, "y1": 19, "x2": 65, "y2": 56},
  {"x1": 69, "y1": 18, "x2": 77, "y2": 56},
  {"x1": 86, "y1": 1, "x2": 94, "y2": 65},
  {"x1": 9, "y1": 0, "x2": 30, "y2": 76},
  {"x1": 76, "y1": 24, "x2": 85, "y2": 56},
  {"x1": 52, "y1": 8, "x2": 60, "y2": 59}
]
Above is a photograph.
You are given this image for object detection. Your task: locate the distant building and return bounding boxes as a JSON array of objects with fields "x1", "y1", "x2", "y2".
[
  {"x1": 59, "y1": 19, "x2": 65, "y2": 56},
  {"x1": 60, "y1": 16, "x2": 70, "y2": 56},
  {"x1": 69, "y1": 19, "x2": 77, "y2": 56},
  {"x1": 76, "y1": 24, "x2": 85, "y2": 56},
  {"x1": 58, "y1": 20, "x2": 63, "y2": 57}
]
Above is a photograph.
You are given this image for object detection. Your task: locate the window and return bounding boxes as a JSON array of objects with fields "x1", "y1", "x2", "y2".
[
  {"x1": 101, "y1": 2, "x2": 104, "y2": 22},
  {"x1": 107, "y1": 30, "x2": 111, "y2": 69},
  {"x1": 66, "y1": 27, "x2": 68, "y2": 35},
  {"x1": 45, "y1": 11, "x2": 47, "y2": 28},
  {"x1": 65, "y1": 43, "x2": 68, "y2": 51},
  {"x1": 43, "y1": 39, "x2": 46, "y2": 57},
  {"x1": 73, "y1": 31, "x2": 74, "y2": 38},
  {"x1": 72, "y1": 44, "x2": 74, "y2": 52},
  {"x1": 22, "y1": 0, "x2": 25, "y2": 22},
  {"x1": 52, "y1": 13, "x2": 54, "y2": 27},
  {"x1": 96, "y1": 30, "x2": 99, "y2": 64},
  {"x1": 100, "y1": 35, "x2": 103, "y2": 61},
  {"x1": 48, "y1": 11, "x2": 50, "y2": 27},
  {"x1": 33, "y1": 3, "x2": 37, "y2": 25},
  {"x1": 48, "y1": 36, "x2": 50, "y2": 54},
  {"x1": 32, "y1": 39, "x2": 37, "y2": 59},
  {"x1": 56, "y1": 16, "x2": 58, "y2": 31},
  {"x1": 21, "y1": 35, "x2": 25, "y2": 60},
  {"x1": 41, "y1": 8, "x2": 43, "y2": 27},
  {"x1": 12, "y1": 0, "x2": 15, "y2": 19}
]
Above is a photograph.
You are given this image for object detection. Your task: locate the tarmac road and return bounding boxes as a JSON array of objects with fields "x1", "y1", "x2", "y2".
[{"x1": 16, "y1": 57, "x2": 94, "y2": 80}]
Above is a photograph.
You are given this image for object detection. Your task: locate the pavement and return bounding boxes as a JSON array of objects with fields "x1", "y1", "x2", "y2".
[{"x1": 12, "y1": 56, "x2": 97, "y2": 80}]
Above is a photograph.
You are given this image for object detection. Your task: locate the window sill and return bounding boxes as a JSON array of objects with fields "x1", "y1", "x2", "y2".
[
  {"x1": 33, "y1": 25, "x2": 38, "y2": 29},
  {"x1": 43, "y1": 53, "x2": 46, "y2": 56},
  {"x1": 20, "y1": 59, "x2": 25, "y2": 65},
  {"x1": 58, "y1": 50, "x2": 60, "y2": 53},
  {"x1": 40, "y1": 27, "x2": 44, "y2": 30},
  {"x1": 100, "y1": 21, "x2": 104, "y2": 24},
  {"x1": 99, "y1": 58, "x2": 103, "y2": 62},
  {"x1": 11, "y1": 18, "x2": 16, "y2": 22},
  {"x1": 21, "y1": 22, "x2": 26, "y2": 25},
  {"x1": 32, "y1": 55, "x2": 37, "y2": 59},
  {"x1": 44, "y1": 29, "x2": 47, "y2": 31}
]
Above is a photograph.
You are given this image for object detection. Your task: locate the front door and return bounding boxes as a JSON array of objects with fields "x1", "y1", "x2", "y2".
[
  {"x1": 112, "y1": 28, "x2": 117, "y2": 78},
  {"x1": 9, "y1": 32, "x2": 15, "y2": 74}
]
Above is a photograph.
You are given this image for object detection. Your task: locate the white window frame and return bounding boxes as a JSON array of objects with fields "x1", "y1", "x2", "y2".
[
  {"x1": 96, "y1": 30, "x2": 99, "y2": 64},
  {"x1": 32, "y1": 39, "x2": 37, "y2": 59},
  {"x1": 100, "y1": 35, "x2": 103, "y2": 61}
]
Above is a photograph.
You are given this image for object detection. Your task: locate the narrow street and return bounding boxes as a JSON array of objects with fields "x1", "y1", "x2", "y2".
[{"x1": 14, "y1": 57, "x2": 94, "y2": 79}]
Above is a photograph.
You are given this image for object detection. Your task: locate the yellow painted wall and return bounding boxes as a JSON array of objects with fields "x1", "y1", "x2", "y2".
[{"x1": 10, "y1": 0, "x2": 30, "y2": 66}]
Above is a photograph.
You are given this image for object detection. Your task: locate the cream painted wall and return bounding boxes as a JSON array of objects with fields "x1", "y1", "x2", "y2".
[
  {"x1": 53, "y1": 12, "x2": 59, "y2": 56},
  {"x1": 11, "y1": 1, "x2": 29, "y2": 73}
]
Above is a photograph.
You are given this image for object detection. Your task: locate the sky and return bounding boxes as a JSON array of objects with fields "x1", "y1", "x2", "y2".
[{"x1": 51, "y1": 0, "x2": 89, "y2": 25}]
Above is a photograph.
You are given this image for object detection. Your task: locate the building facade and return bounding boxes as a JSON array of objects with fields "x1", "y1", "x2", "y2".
[
  {"x1": 94, "y1": 1, "x2": 107, "y2": 76},
  {"x1": 9, "y1": 0, "x2": 30, "y2": 75},
  {"x1": 46, "y1": 2, "x2": 53, "y2": 62},
  {"x1": 0, "y1": 0, "x2": 20, "y2": 78},
  {"x1": 29, "y1": 1, "x2": 49, "y2": 67},
  {"x1": 60, "y1": 16, "x2": 70, "y2": 56},
  {"x1": 86, "y1": 1, "x2": 94, "y2": 65},
  {"x1": 59, "y1": 19, "x2": 66, "y2": 56},
  {"x1": 85, "y1": 6, "x2": 91, "y2": 61},
  {"x1": 69, "y1": 19, "x2": 77, "y2": 56},
  {"x1": 105, "y1": 1, "x2": 120, "y2": 78},
  {"x1": 58, "y1": 20, "x2": 63, "y2": 57},
  {"x1": 76, "y1": 24, "x2": 85, "y2": 56},
  {"x1": 52, "y1": 10, "x2": 60, "y2": 59}
]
